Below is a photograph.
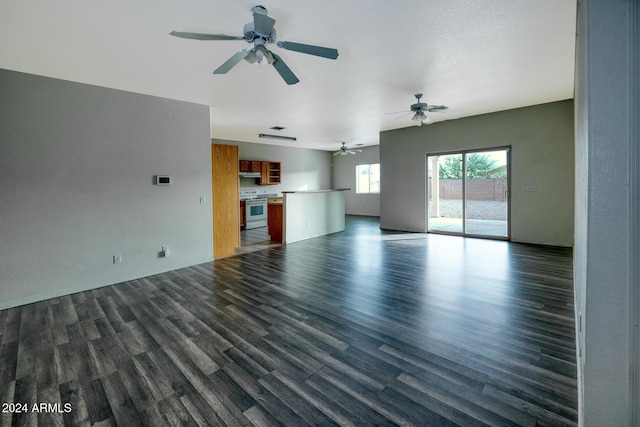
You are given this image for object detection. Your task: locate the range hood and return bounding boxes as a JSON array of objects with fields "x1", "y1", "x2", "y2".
[{"x1": 239, "y1": 172, "x2": 261, "y2": 178}]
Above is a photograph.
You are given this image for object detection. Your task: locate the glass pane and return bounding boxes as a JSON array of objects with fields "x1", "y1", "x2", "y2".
[
  {"x1": 356, "y1": 165, "x2": 369, "y2": 193},
  {"x1": 369, "y1": 163, "x2": 380, "y2": 193},
  {"x1": 464, "y1": 150, "x2": 508, "y2": 237},
  {"x1": 427, "y1": 154, "x2": 463, "y2": 233}
]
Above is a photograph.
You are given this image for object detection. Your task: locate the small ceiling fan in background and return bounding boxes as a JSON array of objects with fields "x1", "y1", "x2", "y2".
[
  {"x1": 334, "y1": 142, "x2": 362, "y2": 156},
  {"x1": 410, "y1": 93, "x2": 448, "y2": 125},
  {"x1": 385, "y1": 93, "x2": 450, "y2": 127},
  {"x1": 170, "y1": 5, "x2": 339, "y2": 85}
]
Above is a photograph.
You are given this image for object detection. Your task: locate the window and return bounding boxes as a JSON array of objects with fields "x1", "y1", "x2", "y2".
[{"x1": 356, "y1": 163, "x2": 380, "y2": 194}]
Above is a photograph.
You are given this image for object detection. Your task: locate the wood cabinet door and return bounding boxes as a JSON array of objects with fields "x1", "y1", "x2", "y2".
[
  {"x1": 212, "y1": 144, "x2": 239, "y2": 258},
  {"x1": 250, "y1": 161, "x2": 262, "y2": 172},
  {"x1": 261, "y1": 161, "x2": 271, "y2": 184}
]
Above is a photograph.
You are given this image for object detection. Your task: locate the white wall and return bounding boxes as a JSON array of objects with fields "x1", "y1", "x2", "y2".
[
  {"x1": 212, "y1": 139, "x2": 332, "y2": 195},
  {"x1": 332, "y1": 145, "x2": 380, "y2": 216},
  {"x1": 574, "y1": 1, "x2": 636, "y2": 424},
  {"x1": 379, "y1": 101, "x2": 574, "y2": 246},
  {"x1": 0, "y1": 69, "x2": 213, "y2": 309},
  {"x1": 283, "y1": 191, "x2": 346, "y2": 244}
]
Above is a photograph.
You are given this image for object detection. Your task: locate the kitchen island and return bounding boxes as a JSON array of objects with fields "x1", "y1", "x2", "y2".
[{"x1": 278, "y1": 189, "x2": 349, "y2": 244}]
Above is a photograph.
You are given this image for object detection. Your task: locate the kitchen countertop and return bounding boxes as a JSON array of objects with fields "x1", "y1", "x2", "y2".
[{"x1": 281, "y1": 188, "x2": 350, "y2": 194}]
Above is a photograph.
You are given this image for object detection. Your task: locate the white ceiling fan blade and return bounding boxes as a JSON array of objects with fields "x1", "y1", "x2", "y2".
[
  {"x1": 253, "y1": 11, "x2": 276, "y2": 35},
  {"x1": 426, "y1": 105, "x2": 448, "y2": 112},
  {"x1": 213, "y1": 50, "x2": 249, "y2": 74},
  {"x1": 271, "y1": 52, "x2": 299, "y2": 85},
  {"x1": 382, "y1": 112, "x2": 412, "y2": 128},
  {"x1": 276, "y1": 41, "x2": 339, "y2": 59},
  {"x1": 170, "y1": 31, "x2": 244, "y2": 41}
]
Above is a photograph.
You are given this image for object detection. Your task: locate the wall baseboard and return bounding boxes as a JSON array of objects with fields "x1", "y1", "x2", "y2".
[{"x1": 0, "y1": 258, "x2": 214, "y2": 311}]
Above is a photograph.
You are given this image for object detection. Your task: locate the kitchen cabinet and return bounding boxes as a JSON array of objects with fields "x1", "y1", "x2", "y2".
[
  {"x1": 261, "y1": 161, "x2": 281, "y2": 185},
  {"x1": 268, "y1": 199, "x2": 283, "y2": 243},
  {"x1": 239, "y1": 160, "x2": 262, "y2": 173},
  {"x1": 239, "y1": 160, "x2": 281, "y2": 185},
  {"x1": 240, "y1": 200, "x2": 246, "y2": 228}
]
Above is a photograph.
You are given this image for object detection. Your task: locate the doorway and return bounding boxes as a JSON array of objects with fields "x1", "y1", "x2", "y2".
[{"x1": 427, "y1": 147, "x2": 510, "y2": 239}]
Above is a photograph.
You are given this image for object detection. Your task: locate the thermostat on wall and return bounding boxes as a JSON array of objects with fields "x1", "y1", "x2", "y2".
[{"x1": 155, "y1": 175, "x2": 172, "y2": 186}]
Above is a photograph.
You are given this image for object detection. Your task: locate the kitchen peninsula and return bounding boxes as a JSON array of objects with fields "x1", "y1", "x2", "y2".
[{"x1": 276, "y1": 189, "x2": 349, "y2": 244}]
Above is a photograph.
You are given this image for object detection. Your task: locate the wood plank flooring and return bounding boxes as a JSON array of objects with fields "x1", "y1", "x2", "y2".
[{"x1": 0, "y1": 216, "x2": 577, "y2": 426}]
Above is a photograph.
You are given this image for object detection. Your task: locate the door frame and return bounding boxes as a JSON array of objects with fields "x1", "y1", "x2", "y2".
[
  {"x1": 631, "y1": 0, "x2": 639, "y2": 422},
  {"x1": 426, "y1": 145, "x2": 511, "y2": 240}
]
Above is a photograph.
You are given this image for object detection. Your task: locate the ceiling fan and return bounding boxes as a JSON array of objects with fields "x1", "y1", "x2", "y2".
[
  {"x1": 333, "y1": 142, "x2": 362, "y2": 156},
  {"x1": 170, "y1": 5, "x2": 339, "y2": 85},
  {"x1": 410, "y1": 93, "x2": 448, "y2": 125}
]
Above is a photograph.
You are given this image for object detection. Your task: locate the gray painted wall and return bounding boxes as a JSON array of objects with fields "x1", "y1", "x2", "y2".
[
  {"x1": 0, "y1": 69, "x2": 213, "y2": 310},
  {"x1": 331, "y1": 145, "x2": 380, "y2": 216},
  {"x1": 574, "y1": 1, "x2": 636, "y2": 424},
  {"x1": 213, "y1": 139, "x2": 332, "y2": 195},
  {"x1": 380, "y1": 100, "x2": 575, "y2": 246}
]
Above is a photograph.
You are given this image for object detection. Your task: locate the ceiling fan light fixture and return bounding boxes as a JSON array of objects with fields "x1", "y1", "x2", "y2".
[
  {"x1": 255, "y1": 48, "x2": 264, "y2": 63},
  {"x1": 412, "y1": 111, "x2": 428, "y2": 122}
]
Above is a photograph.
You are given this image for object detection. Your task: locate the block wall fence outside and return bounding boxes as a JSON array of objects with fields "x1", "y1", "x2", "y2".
[{"x1": 430, "y1": 179, "x2": 508, "y2": 201}]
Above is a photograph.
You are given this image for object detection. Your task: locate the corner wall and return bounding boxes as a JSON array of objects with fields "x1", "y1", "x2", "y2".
[
  {"x1": 0, "y1": 69, "x2": 213, "y2": 309},
  {"x1": 574, "y1": 0, "x2": 635, "y2": 424},
  {"x1": 380, "y1": 100, "x2": 574, "y2": 246},
  {"x1": 332, "y1": 145, "x2": 380, "y2": 216}
]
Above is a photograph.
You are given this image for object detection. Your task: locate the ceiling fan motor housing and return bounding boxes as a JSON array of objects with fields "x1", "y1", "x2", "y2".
[{"x1": 243, "y1": 23, "x2": 277, "y2": 44}]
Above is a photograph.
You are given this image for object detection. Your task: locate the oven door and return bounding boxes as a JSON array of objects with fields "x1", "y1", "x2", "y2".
[{"x1": 245, "y1": 199, "x2": 267, "y2": 228}]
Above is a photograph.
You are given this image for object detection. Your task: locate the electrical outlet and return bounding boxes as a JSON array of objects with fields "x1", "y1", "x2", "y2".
[{"x1": 113, "y1": 254, "x2": 122, "y2": 264}]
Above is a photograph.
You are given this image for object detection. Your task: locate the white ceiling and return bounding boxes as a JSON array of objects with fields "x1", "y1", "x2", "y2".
[{"x1": 0, "y1": 0, "x2": 577, "y2": 151}]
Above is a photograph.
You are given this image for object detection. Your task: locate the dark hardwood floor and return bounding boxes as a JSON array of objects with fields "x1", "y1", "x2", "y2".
[{"x1": 0, "y1": 216, "x2": 577, "y2": 426}]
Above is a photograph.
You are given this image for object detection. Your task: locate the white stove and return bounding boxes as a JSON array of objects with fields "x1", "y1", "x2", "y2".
[
  {"x1": 239, "y1": 189, "x2": 259, "y2": 200},
  {"x1": 240, "y1": 190, "x2": 278, "y2": 229}
]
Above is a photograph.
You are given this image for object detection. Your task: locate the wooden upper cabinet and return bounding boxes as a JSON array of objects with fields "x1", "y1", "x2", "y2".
[
  {"x1": 239, "y1": 160, "x2": 281, "y2": 185},
  {"x1": 239, "y1": 160, "x2": 262, "y2": 173},
  {"x1": 261, "y1": 161, "x2": 281, "y2": 185}
]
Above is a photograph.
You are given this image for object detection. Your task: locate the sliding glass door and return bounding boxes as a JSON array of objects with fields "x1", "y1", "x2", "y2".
[
  {"x1": 427, "y1": 148, "x2": 509, "y2": 239},
  {"x1": 427, "y1": 153, "x2": 464, "y2": 233}
]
